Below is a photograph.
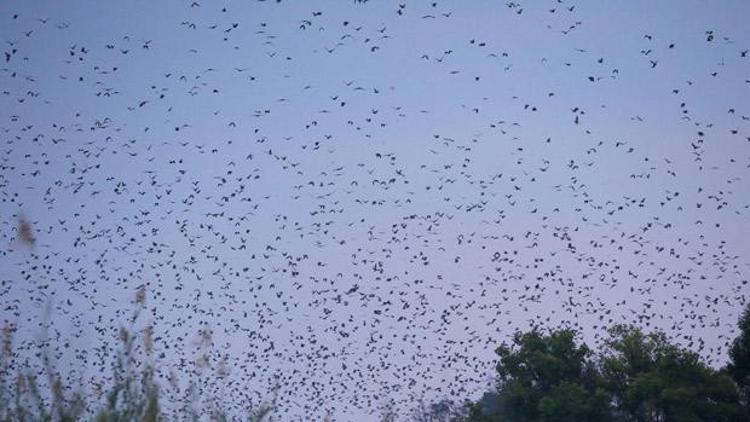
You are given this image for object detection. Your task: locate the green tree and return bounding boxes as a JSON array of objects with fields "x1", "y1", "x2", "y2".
[
  {"x1": 727, "y1": 305, "x2": 750, "y2": 409},
  {"x1": 469, "y1": 328, "x2": 611, "y2": 422},
  {"x1": 601, "y1": 325, "x2": 743, "y2": 422}
]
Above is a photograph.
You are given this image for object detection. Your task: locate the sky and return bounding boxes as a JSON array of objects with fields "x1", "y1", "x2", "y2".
[{"x1": 1, "y1": 0, "x2": 749, "y2": 420}]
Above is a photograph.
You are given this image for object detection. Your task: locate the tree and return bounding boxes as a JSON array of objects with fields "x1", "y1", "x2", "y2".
[
  {"x1": 469, "y1": 328, "x2": 611, "y2": 422},
  {"x1": 601, "y1": 325, "x2": 743, "y2": 422},
  {"x1": 727, "y1": 304, "x2": 750, "y2": 409},
  {"x1": 467, "y1": 323, "x2": 748, "y2": 422}
]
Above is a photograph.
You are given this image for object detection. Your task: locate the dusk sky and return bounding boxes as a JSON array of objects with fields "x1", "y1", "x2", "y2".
[{"x1": 1, "y1": 0, "x2": 749, "y2": 420}]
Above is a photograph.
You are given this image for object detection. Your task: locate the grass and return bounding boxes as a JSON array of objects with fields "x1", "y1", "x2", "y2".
[{"x1": 0, "y1": 290, "x2": 276, "y2": 422}]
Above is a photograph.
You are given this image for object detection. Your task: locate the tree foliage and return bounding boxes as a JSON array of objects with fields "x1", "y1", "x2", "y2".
[
  {"x1": 467, "y1": 305, "x2": 750, "y2": 422},
  {"x1": 727, "y1": 305, "x2": 750, "y2": 408},
  {"x1": 601, "y1": 325, "x2": 742, "y2": 422},
  {"x1": 471, "y1": 329, "x2": 610, "y2": 421}
]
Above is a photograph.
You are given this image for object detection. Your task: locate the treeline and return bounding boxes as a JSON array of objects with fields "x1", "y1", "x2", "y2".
[
  {"x1": 2, "y1": 301, "x2": 749, "y2": 421},
  {"x1": 424, "y1": 305, "x2": 749, "y2": 422}
]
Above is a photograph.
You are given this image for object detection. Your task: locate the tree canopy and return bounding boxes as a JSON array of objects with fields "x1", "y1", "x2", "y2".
[
  {"x1": 467, "y1": 305, "x2": 750, "y2": 422},
  {"x1": 727, "y1": 305, "x2": 750, "y2": 407},
  {"x1": 468, "y1": 329, "x2": 610, "y2": 422}
]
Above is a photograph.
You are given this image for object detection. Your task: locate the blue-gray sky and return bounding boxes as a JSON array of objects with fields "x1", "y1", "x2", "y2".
[{"x1": 1, "y1": 0, "x2": 749, "y2": 420}]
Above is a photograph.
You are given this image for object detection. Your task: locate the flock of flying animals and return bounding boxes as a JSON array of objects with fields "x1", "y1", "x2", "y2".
[{"x1": 1, "y1": 0, "x2": 749, "y2": 419}]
